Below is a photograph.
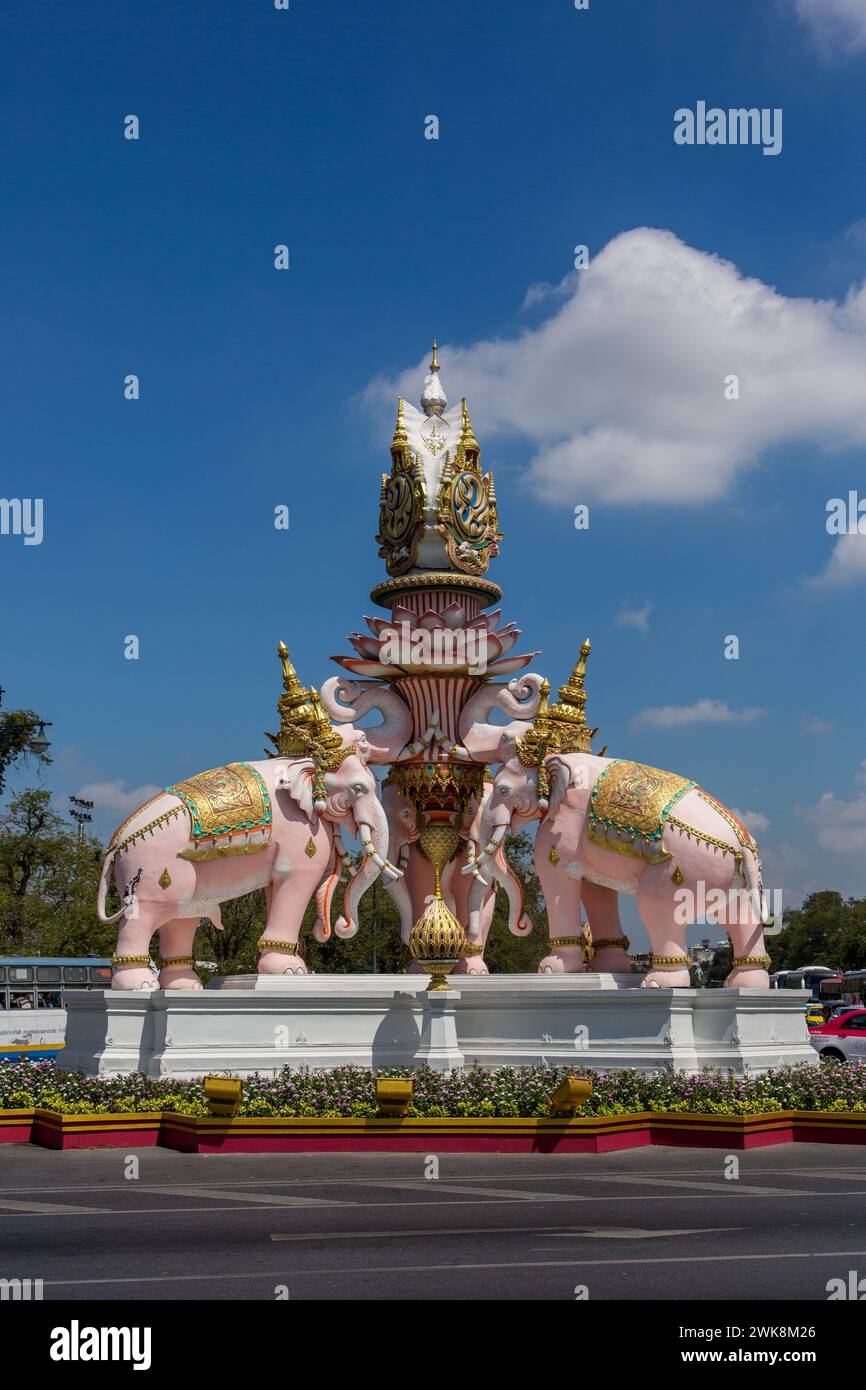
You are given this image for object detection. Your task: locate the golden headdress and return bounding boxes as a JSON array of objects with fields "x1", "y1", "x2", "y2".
[
  {"x1": 265, "y1": 642, "x2": 353, "y2": 769},
  {"x1": 515, "y1": 639, "x2": 600, "y2": 786}
]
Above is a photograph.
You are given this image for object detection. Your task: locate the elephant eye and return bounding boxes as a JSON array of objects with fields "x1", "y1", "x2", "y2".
[{"x1": 351, "y1": 783, "x2": 367, "y2": 796}]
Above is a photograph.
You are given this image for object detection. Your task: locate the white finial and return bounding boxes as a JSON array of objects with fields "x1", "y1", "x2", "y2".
[{"x1": 420, "y1": 338, "x2": 447, "y2": 416}]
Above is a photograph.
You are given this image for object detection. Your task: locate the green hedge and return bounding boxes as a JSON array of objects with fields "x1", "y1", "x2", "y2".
[{"x1": 3, "y1": 1057, "x2": 866, "y2": 1118}]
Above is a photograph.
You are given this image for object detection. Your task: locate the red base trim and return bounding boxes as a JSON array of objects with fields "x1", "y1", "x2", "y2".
[{"x1": 6, "y1": 1109, "x2": 866, "y2": 1153}]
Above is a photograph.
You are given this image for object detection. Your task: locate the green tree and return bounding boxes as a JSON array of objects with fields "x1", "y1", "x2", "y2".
[
  {"x1": 768, "y1": 890, "x2": 866, "y2": 973},
  {"x1": 0, "y1": 706, "x2": 52, "y2": 796},
  {"x1": 0, "y1": 788, "x2": 109, "y2": 956}
]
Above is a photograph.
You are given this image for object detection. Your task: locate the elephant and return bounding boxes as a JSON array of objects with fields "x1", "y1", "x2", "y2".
[
  {"x1": 98, "y1": 705, "x2": 406, "y2": 990},
  {"x1": 467, "y1": 749, "x2": 771, "y2": 989}
]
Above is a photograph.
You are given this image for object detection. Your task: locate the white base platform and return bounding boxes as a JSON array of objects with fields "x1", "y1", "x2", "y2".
[{"x1": 59, "y1": 975, "x2": 816, "y2": 1077}]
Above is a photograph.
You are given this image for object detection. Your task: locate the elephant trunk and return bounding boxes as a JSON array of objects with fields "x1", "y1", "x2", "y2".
[
  {"x1": 335, "y1": 796, "x2": 393, "y2": 938},
  {"x1": 457, "y1": 675, "x2": 546, "y2": 761},
  {"x1": 492, "y1": 846, "x2": 532, "y2": 936},
  {"x1": 320, "y1": 677, "x2": 414, "y2": 764},
  {"x1": 313, "y1": 843, "x2": 343, "y2": 942}
]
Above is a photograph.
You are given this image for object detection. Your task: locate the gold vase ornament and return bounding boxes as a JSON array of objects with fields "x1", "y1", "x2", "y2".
[{"x1": 409, "y1": 820, "x2": 466, "y2": 991}]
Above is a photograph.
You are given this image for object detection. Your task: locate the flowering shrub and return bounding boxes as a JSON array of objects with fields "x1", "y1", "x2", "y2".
[{"x1": 2, "y1": 1057, "x2": 866, "y2": 1118}]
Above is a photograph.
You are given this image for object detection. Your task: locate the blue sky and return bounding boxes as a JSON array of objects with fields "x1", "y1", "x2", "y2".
[{"x1": 1, "y1": 0, "x2": 865, "y2": 941}]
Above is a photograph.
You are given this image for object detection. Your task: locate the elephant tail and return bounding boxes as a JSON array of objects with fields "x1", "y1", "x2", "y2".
[
  {"x1": 96, "y1": 850, "x2": 126, "y2": 925},
  {"x1": 742, "y1": 848, "x2": 769, "y2": 924}
]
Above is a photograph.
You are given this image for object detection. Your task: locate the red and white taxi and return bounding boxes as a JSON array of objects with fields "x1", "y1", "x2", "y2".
[{"x1": 809, "y1": 1008, "x2": 866, "y2": 1062}]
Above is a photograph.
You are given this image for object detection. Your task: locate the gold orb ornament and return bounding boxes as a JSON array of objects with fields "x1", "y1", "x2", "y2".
[{"x1": 409, "y1": 819, "x2": 466, "y2": 990}]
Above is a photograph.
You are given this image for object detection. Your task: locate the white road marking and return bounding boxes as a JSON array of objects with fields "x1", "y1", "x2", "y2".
[
  {"x1": 270, "y1": 1224, "x2": 738, "y2": 1242},
  {"x1": 160, "y1": 1186, "x2": 346, "y2": 1208},
  {"x1": 39, "y1": 1247, "x2": 866, "y2": 1290},
  {"x1": 0, "y1": 1197, "x2": 101, "y2": 1215}
]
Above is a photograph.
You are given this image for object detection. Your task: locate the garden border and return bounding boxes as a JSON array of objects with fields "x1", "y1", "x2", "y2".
[{"x1": 3, "y1": 1107, "x2": 865, "y2": 1152}]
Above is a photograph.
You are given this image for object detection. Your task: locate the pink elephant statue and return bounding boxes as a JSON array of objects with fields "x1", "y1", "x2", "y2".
[
  {"x1": 466, "y1": 749, "x2": 771, "y2": 989},
  {"x1": 99, "y1": 681, "x2": 414, "y2": 990}
]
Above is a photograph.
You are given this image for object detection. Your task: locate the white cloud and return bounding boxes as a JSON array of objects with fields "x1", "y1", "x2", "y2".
[
  {"x1": 75, "y1": 780, "x2": 161, "y2": 817},
  {"x1": 809, "y1": 759, "x2": 866, "y2": 854},
  {"x1": 793, "y1": 0, "x2": 866, "y2": 56},
  {"x1": 732, "y1": 807, "x2": 772, "y2": 833},
  {"x1": 615, "y1": 602, "x2": 652, "y2": 632},
  {"x1": 807, "y1": 532, "x2": 866, "y2": 587},
  {"x1": 522, "y1": 271, "x2": 578, "y2": 309},
  {"x1": 802, "y1": 717, "x2": 833, "y2": 733},
  {"x1": 630, "y1": 699, "x2": 765, "y2": 730},
  {"x1": 365, "y1": 228, "x2": 866, "y2": 507}
]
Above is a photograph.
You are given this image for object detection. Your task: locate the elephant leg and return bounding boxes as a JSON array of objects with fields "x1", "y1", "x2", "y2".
[
  {"x1": 537, "y1": 861, "x2": 585, "y2": 975},
  {"x1": 636, "y1": 867, "x2": 691, "y2": 988},
  {"x1": 724, "y1": 890, "x2": 770, "y2": 988},
  {"x1": 258, "y1": 876, "x2": 309, "y2": 976},
  {"x1": 112, "y1": 907, "x2": 163, "y2": 991},
  {"x1": 581, "y1": 881, "x2": 631, "y2": 972},
  {"x1": 451, "y1": 856, "x2": 492, "y2": 975},
  {"x1": 157, "y1": 919, "x2": 202, "y2": 990}
]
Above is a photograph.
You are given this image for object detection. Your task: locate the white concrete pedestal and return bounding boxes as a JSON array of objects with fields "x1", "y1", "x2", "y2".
[
  {"x1": 415, "y1": 990, "x2": 464, "y2": 1071},
  {"x1": 59, "y1": 974, "x2": 815, "y2": 1079}
]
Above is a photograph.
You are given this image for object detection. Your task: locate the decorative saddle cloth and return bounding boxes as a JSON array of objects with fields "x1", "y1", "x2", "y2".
[
  {"x1": 586, "y1": 759, "x2": 694, "y2": 864},
  {"x1": 167, "y1": 762, "x2": 272, "y2": 861}
]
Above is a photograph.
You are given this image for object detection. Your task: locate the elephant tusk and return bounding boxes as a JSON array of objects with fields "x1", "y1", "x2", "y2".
[{"x1": 448, "y1": 743, "x2": 471, "y2": 760}]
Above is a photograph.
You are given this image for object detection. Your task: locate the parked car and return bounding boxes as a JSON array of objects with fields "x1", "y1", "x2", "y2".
[
  {"x1": 808, "y1": 1009, "x2": 866, "y2": 1062},
  {"x1": 804, "y1": 1003, "x2": 827, "y2": 1028}
]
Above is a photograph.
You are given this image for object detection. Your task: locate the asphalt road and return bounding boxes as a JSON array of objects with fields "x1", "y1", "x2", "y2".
[{"x1": 0, "y1": 1143, "x2": 864, "y2": 1301}]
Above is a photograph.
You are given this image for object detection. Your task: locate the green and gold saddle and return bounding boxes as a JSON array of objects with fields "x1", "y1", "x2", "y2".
[
  {"x1": 167, "y1": 761, "x2": 272, "y2": 861},
  {"x1": 586, "y1": 759, "x2": 694, "y2": 864}
]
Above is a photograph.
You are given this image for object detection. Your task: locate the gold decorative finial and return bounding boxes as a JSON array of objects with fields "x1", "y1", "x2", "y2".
[
  {"x1": 546, "y1": 639, "x2": 599, "y2": 753},
  {"x1": 266, "y1": 644, "x2": 345, "y2": 760},
  {"x1": 430, "y1": 339, "x2": 439, "y2": 372},
  {"x1": 391, "y1": 394, "x2": 408, "y2": 449},
  {"x1": 459, "y1": 397, "x2": 479, "y2": 455}
]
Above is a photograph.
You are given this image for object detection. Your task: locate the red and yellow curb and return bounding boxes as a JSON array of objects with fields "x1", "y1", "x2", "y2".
[{"x1": 1, "y1": 1107, "x2": 865, "y2": 1152}]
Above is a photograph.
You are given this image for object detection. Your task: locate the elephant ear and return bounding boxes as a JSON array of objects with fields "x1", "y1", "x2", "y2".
[
  {"x1": 277, "y1": 759, "x2": 316, "y2": 821},
  {"x1": 546, "y1": 757, "x2": 572, "y2": 819}
]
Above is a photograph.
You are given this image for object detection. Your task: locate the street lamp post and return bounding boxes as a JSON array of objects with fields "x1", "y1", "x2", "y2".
[{"x1": 69, "y1": 796, "x2": 94, "y2": 847}]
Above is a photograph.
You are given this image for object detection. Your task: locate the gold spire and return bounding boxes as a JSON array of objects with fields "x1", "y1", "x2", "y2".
[
  {"x1": 430, "y1": 339, "x2": 439, "y2": 372},
  {"x1": 459, "y1": 397, "x2": 479, "y2": 455},
  {"x1": 546, "y1": 639, "x2": 599, "y2": 753},
  {"x1": 266, "y1": 643, "x2": 345, "y2": 759},
  {"x1": 391, "y1": 394, "x2": 408, "y2": 450}
]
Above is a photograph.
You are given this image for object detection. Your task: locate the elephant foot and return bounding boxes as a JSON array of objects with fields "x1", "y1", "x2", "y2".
[
  {"x1": 258, "y1": 951, "x2": 308, "y2": 976},
  {"x1": 159, "y1": 966, "x2": 202, "y2": 991},
  {"x1": 539, "y1": 946, "x2": 584, "y2": 975},
  {"x1": 111, "y1": 966, "x2": 158, "y2": 991},
  {"x1": 591, "y1": 948, "x2": 632, "y2": 973},
  {"x1": 725, "y1": 967, "x2": 770, "y2": 989},
  {"x1": 453, "y1": 955, "x2": 489, "y2": 975},
  {"x1": 641, "y1": 968, "x2": 691, "y2": 989}
]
